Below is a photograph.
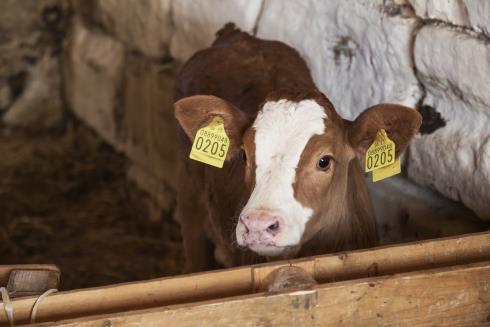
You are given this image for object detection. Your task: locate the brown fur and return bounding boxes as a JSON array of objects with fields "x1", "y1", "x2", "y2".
[{"x1": 173, "y1": 24, "x2": 421, "y2": 272}]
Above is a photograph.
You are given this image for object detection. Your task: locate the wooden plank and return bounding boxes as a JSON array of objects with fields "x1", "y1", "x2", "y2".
[
  {"x1": 262, "y1": 266, "x2": 317, "y2": 292},
  {"x1": 1, "y1": 232, "x2": 489, "y2": 325},
  {"x1": 253, "y1": 230, "x2": 490, "y2": 290},
  {"x1": 40, "y1": 262, "x2": 490, "y2": 327},
  {"x1": 1, "y1": 267, "x2": 253, "y2": 326}
]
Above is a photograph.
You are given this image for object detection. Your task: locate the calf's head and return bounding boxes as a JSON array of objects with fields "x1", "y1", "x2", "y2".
[{"x1": 175, "y1": 92, "x2": 421, "y2": 257}]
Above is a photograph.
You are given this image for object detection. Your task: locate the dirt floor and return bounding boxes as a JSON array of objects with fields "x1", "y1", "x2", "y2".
[{"x1": 0, "y1": 122, "x2": 184, "y2": 290}]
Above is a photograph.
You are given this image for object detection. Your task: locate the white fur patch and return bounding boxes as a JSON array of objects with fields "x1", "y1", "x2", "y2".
[{"x1": 241, "y1": 99, "x2": 327, "y2": 247}]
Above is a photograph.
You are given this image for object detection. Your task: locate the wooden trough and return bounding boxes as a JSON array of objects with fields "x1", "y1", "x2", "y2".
[{"x1": 1, "y1": 231, "x2": 489, "y2": 326}]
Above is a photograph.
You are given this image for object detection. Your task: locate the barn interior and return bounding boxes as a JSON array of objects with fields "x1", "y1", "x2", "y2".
[{"x1": 0, "y1": 0, "x2": 489, "y2": 292}]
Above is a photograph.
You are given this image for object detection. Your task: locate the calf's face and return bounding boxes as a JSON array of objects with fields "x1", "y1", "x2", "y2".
[{"x1": 175, "y1": 94, "x2": 421, "y2": 257}]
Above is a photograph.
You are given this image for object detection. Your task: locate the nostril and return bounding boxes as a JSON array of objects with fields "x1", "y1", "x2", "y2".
[
  {"x1": 239, "y1": 217, "x2": 249, "y2": 233},
  {"x1": 266, "y1": 221, "x2": 280, "y2": 233}
]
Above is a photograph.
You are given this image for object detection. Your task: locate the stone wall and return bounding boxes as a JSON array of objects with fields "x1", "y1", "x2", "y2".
[
  {"x1": 7, "y1": 1, "x2": 487, "y2": 237},
  {"x1": 0, "y1": 0, "x2": 69, "y2": 129},
  {"x1": 0, "y1": 0, "x2": 176, "y2": 213},
  {"x1": 63, "y1": 1, "x2": 176, "y2": 211}
]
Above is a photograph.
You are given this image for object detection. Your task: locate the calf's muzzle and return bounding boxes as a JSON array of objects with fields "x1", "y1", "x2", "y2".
[{"x1": 236, "y1": 210, "x2": 284, "y2": 249}]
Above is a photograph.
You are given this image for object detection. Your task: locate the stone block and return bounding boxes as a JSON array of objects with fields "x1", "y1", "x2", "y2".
[
  {"x1": 120, "y1": 53, "x2": 177, "y2": 208},
  {"x1": 3, "y1": 53, "x2": 63, "y2": 129},
  {"x1": 170, "y1": 0, "x2": 264, "y2": 62},
  {"x1": 408, "y1": 25, "x2": 490, "y2": 220},
  {"x1": 63, "y1": 19, "x2": 125, "y2": 147},
  {"x1": 409, "y1": 0, "x2": 490, "y2": 35},
  {"x1": 74, "y1": 0, "x2": 173, "y2": 59},
  {"x1": 370, "y1": 176, "x2": 485, "y2": 244},
  {"x1": 0, "y1": 0, "x2": 63, "y2": 39}
]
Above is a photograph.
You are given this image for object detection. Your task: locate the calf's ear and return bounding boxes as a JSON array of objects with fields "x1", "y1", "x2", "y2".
[
  {"x1": 348, "y1": 104, "x2": 422, "y2": 159},
  {"x1": 174, "y1": 95, "x2": 250, "y2": 159}
]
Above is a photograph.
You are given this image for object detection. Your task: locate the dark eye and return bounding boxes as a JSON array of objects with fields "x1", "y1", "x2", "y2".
[
  {"x1": 316, "y1": 156, "x2": 331, "y2": 171},
  {"x1": 241, "y1": 149, "x2": 247, "y2": 162}
]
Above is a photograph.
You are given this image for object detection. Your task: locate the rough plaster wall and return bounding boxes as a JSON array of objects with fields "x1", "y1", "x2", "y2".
[
  {"x1": 257, "y1": 0, "x2": 421, "y2": 120},
  {"x1": 403, "y1": 1, "x2": 490, "y2": 220},
  {"x1": 64, "y1": 19, "x2": 125, "y2": 147},
  {"x1": 409, "y1": 0, "x2": 490, "y2": 35},
  {"x1": 73, "y1": 0, "x2": 174, "y2": 59},
  {"x1": 170, "y1": 0, "x2": 264, "y2": 62},
  {"x1": 408, "y1": 25, "x2": 490, "y2": 219},
  {"x1": 63, "y1": 18, "x2": 176, "y2": 209},
  {"x1": 3, "y1": 53, "x2": 63, "y2": 129},
  {"x1": 0, "y1": 0, "x2": 63, "y2": 39},
  {"x1": 0, "y1": 0, "x2": 68, "y2": 129}
]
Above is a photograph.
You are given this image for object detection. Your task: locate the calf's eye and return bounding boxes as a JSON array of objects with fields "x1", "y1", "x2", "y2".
[{"x1": 316, "y1": 156, "x2": 331, "y2": 171}]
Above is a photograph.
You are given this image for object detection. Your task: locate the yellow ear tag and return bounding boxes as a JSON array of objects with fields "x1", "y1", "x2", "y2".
[
  {"x1": 189, "y1": 116, "x2": 229, "y2": 168},
  {"x1": 372, "y1": 156, "x2": 401, "y2": 182},
  {"x1": 365, "y1": 129, "x2": 400, "y2": 182}
]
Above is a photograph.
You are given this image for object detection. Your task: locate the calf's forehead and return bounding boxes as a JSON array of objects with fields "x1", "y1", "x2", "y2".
[{"x1": 252, "y1": 99, "x2": 327, "y2": 171}]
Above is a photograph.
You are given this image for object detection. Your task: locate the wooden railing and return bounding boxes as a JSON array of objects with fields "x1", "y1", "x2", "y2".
[{"x1": 1, "y1": 231, "x2": 489, "y2": 326}]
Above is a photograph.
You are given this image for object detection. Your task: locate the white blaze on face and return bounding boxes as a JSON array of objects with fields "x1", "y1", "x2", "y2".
[{"x1": 242, "y1": 99, "x2": 327, "y2": 247}]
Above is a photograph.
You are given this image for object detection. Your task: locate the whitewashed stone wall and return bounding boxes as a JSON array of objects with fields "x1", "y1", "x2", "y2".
[
  {"x1": 64, "y1": 19, "x2": 125, "y2": 146},
  {"x1": 171, "y1": 0, "x2": 263, "y2": 62},
  {"x1": 74, "y1": 0, "x2": 173, "y2": 59},
  {"x1": 409, "y1": 0, "x2": 490, "y2": 35},
  {"x1": 406, "y1": 1, "x2": 490, "y2": 220},
  {"x1": 63, "y1": 6, "x2": 176, "y2": 210},
  {"x1": 409, "y1": 25, "x2": 490, "y2": 220},
  {"x1": 60, "y1": 0, "x2": 489, "y2": 229}
]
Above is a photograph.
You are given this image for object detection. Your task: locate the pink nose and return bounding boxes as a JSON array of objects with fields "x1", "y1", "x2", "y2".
[{"x1": 237, "y1": 211, "x2": 283, "y2": 246}]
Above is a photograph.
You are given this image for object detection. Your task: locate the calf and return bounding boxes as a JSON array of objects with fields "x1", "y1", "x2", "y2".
[{"x1": 174, "y1": 24, "x2": 421, "y2": 272}]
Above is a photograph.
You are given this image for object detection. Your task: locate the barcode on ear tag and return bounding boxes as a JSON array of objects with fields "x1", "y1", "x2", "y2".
[{"x1": 189, "y1": 116, "x2": 230, "y2": 168}]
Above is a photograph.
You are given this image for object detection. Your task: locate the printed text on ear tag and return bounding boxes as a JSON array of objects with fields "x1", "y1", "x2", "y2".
[
  {"x1": 365, "y1": 129, "x2": 395, "y2": 173},
  {"x1": 189, "y1": 116, "x2": 229, "y2": 168},
  {"x1": 372, "y1": 156, "x2": 401, "y2": 182},
  {"x1": 365, "y1": 129, "x2": 400, "y2": 182}
]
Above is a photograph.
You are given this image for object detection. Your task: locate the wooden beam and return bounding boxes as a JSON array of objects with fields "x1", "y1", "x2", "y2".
[
  {"x1": 252, "y1": 230, "x2": 490, "y2": 290},
  {"x1": 41, "y1": 262, "x2": 490, "y2": 326},
  {"x1": 0, "y1": 267, "x2": 253, "y2": 326},
  {"x1": 1, "y1": 232, "x2": 489, "y2": 325}
]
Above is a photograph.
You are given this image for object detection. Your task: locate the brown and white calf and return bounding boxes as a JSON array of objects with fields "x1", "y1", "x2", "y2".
[{"x1": 174, "y1": 24, "x2": 421, "y2": 272}]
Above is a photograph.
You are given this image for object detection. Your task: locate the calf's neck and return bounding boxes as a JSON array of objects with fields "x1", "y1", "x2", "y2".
[{"x1": 174, "y1": 24, "x2": 421, "y2": 272}]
